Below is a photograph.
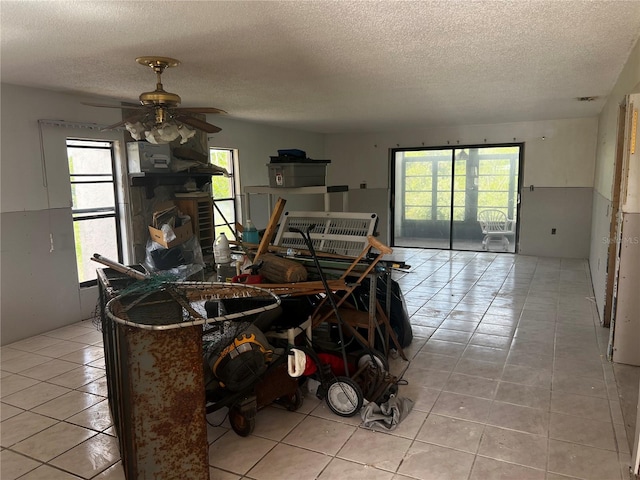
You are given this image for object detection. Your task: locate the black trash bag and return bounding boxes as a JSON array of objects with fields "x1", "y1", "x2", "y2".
[
  {"x1": 268, "y1": 296, "x2": 316, "y2": 331},
  {"x1": 149, "y1": 245, "x2": 185, "y2": 270},
  {"x1": 343, "y1": 276, "x2": 413, "y2": 349}
]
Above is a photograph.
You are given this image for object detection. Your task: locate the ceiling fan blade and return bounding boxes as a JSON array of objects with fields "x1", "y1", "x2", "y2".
[
  {"x1": 101, "y1": 113, "x2": 147, "y2": 131},
  {"x1": 174, "y1": 114, "x2": 222, "y2": 133},
  {"x1": 175, "y1": 107, "x2": 227, "y2": 114},
  {"x1": 82, "y1": 101, "x2": 144, "y2": 109}
]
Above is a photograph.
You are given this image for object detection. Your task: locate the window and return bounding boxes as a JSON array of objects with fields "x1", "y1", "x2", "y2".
[
  {"x1": 210, "y1": 148, "x2": 238, "y2": 240},
  {"x1": 476, "y1": 146, "x2": 519, "y2": 220},
  {"x1": 402, "y1": 150, "x2": 465, "y2": 221},
  {"x1": 67, "y1": 139, "x2": 121, "y2": 285}
]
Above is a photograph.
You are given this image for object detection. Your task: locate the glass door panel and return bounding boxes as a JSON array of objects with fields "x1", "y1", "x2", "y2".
[
  {"x1": 393, "y1": 149, "x2": 451, "y2": 248},
  {"x1": 476, "y1": 147, "x2": 519, "y2": 252}
]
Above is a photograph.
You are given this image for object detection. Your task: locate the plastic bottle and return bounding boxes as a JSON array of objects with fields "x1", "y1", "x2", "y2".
[
  {"x1": 214, "y1": 232, "x2": 231, "y2": 263},
  {"x1": 214, "y1": 233, "x2": 235, "y2": 282},
  {"x1": 244, "y1": 219, "x2": 260, "y2": 244}
]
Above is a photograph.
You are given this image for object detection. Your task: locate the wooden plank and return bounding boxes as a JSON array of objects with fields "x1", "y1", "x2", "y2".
[
  {"x1": 254, "y1": 197, "x2": 286, "y2": 263},
  {"x1": 254, "y1": 199, "x2": 285, "y2": 258},
  {"x1": 604, "y1": 102, "x2": 627, "y2": 327}
]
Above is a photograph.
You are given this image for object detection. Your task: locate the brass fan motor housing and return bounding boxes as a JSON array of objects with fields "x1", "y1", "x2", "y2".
[{"x1": 139, "y1": 90, "x2": 181, "y2": 107}]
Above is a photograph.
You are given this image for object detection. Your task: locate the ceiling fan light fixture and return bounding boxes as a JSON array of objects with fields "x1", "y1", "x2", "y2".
[
  {"x1": 147, "y1": 122, "x2": 180, "y2": 144},
  {"x1": 177, "y1": 123, "x2": 197, "y2": 143},
  {"x1": 87, "y1": 57, "x2": 224, "y2": 137},
  {"x1": 125, "y1": 120, "x2": 196, "y2": 145}
]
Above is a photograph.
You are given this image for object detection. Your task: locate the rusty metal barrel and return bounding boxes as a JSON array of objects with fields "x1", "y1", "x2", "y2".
[
  {"x1": 107, "y1": 288, "x2": 209, "y2": 479},
  {"x1": 100, "y1": 274, "x2": 280, "y2": 480}
]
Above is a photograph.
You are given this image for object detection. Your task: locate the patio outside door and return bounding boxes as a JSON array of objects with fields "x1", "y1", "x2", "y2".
[{"x1": 391, "y1": 144, "x2": 521, "y2": 252}]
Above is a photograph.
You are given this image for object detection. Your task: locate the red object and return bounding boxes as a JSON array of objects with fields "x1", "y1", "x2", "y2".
[
  {"x1": 302, "y1": 353, "x2": 355, "y2": 377},
  {"x1": 231, "y1": 273, "x2": 263, "y2": 284},
  {"x1": 302, "y1": 355, "x2": 317, "y2": 376}
]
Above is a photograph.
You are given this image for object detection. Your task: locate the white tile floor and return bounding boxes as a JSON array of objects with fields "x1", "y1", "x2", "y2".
[{"x1": 1, "y1": 248, "x2": 635, "y2": 480}]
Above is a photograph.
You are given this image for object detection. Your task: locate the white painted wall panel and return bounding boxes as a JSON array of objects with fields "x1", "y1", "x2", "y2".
[
  {"x1": 1, "y1": 85, "x2": 123, "y2": 213},
  {"x1": 611, "y1": 214, "x2": 640, "y2": 366},
  {"x1": 589, "y1": 190, "x2": 612, "y2": 320}
]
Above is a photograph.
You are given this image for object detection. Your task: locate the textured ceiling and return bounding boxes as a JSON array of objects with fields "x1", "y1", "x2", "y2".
[{"x1": 1, "y1": 1, "x2": 640, "y2": 134}]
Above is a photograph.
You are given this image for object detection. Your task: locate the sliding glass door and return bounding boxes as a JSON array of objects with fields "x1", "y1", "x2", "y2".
[{"x1": 392, "y1": 144, "x2": 521, "y2": 252}]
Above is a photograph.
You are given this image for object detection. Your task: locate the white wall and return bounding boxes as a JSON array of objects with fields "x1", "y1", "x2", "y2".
[
  {"x1": 590, "y1": 39, "x2": 640, "y2": 320},
  {"x1": 325, "y1": 118, "x2": 596, "y2": 188},
  {"x1": 0, "y1": 84, "x2": 325, "y2": 345},
  {"x1": 1, "y1": 86, "x2": 124, "y2": 213},
  {"x1": 207, "y1": 116, "x2": 326, "y2": 228},
  {"x1": 325, "y1": 117, "x2": 598, "y2": 255}
]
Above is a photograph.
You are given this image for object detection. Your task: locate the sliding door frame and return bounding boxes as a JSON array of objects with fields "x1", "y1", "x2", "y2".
[{"x1": 389, "y1": 142, "x2": 525, "y2": 252}]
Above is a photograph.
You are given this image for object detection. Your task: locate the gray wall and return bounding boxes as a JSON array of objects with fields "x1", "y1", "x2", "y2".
[
  {"x1": 610, "y1": 213, "x2": 640, "y2": 365},
  {"x1": 518, "y1": 187, "x2": 593, "y2": 258}
]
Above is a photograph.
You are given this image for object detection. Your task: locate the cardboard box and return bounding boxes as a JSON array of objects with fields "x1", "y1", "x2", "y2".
[{"x1": 148, "y1": 221, "x2": 193, "y2": 249}]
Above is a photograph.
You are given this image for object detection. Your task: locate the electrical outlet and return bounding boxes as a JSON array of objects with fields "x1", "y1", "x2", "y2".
[{"x1": 551, "y1": 228, "x2": 556, "y2": 235}]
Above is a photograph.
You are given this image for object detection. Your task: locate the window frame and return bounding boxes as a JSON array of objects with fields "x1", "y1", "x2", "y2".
[
  {"x1": 209, "y1": 147, "x2": 240, "y2": 241},
  {"x1": 390, "y1": 142, "x2": 523, "y2": 249},
  {"x1": 67, "y1": 138, "x2": 123, "y2": 287}
]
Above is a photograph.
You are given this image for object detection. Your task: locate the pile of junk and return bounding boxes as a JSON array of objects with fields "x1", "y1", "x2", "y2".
[
  {"x1": 202, "y1": 217, "x2": 415, "y2": 435},
  {"x1": 96, "y1": 206, "x2": 415, "y2": 444}
]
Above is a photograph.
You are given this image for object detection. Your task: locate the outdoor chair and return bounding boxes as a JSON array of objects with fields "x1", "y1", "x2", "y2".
[{"x1": 477, "y1": 209, "x2": 515, "y2": 251}]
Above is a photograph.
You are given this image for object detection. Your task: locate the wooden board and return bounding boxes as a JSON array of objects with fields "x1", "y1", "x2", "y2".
[{"x1": 254, "y1": 197, "x2": 286, "y2": 262}]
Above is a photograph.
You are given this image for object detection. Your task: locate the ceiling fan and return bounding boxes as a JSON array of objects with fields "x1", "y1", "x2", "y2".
[{"x1": 84, "y1": 56, "x2": 226, "y2": 144}]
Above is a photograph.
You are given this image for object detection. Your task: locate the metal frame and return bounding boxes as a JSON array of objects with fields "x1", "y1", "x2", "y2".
[{"x1": 390, "y1": 142, "x2": 524, "y2": 252}]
